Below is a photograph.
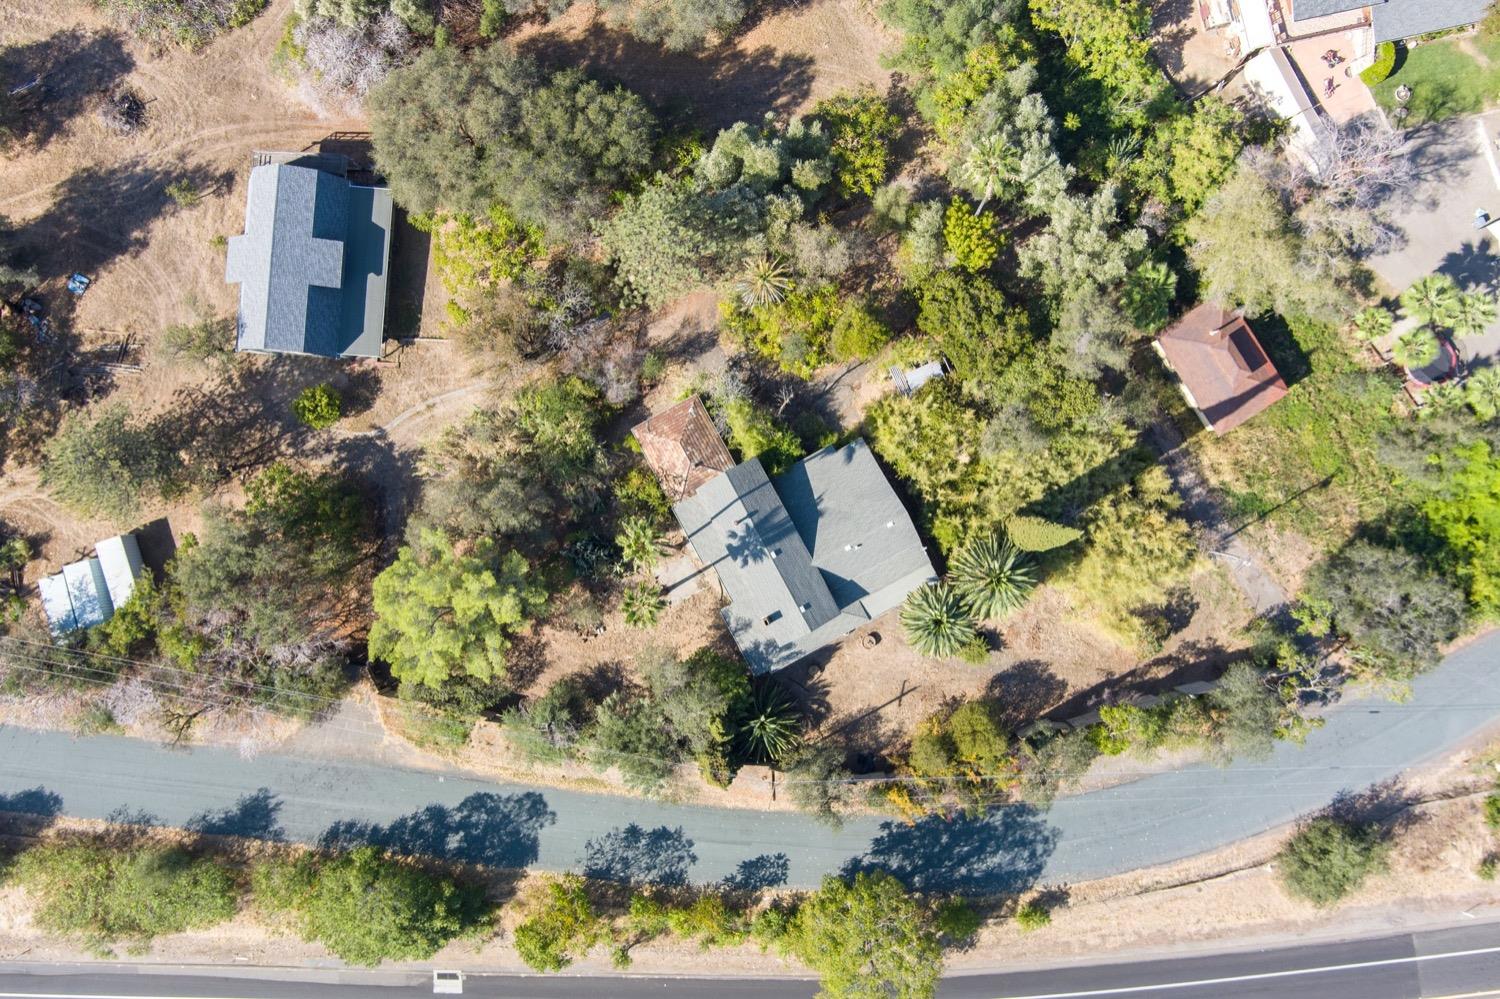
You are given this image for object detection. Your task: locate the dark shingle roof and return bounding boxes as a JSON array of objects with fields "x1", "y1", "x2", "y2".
[
  {"x1": 673, "y1": 439, "x2": 936, "y2": 672},
  {"x1": 225, "y1": 163, "x2": 392, "y2": 358},
  {"x1": 1372, "y1": 0, "x2": 1488, "y2": 41}
]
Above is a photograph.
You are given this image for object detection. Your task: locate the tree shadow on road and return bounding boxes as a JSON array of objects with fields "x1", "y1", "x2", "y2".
[
  {"x1": 185, "y1": 787, "x2": 284, "y2": 841},
  {"x1": 580, "y1": 823, "x2": 697, "y2": 886},
  {"x1": 842, "y1": 804, "x2": 1059, "y2": 894},
  {"x1": 319, "y1": 791, "x2": 556, "y2": 868}
]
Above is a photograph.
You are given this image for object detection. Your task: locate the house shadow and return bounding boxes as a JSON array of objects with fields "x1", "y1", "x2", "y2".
[
  {"x1": 842, "y1": 804, "x2": 1059, "y2": 894},
  {"x1": 580, "y1": 823, "x2": 698, "y2": 886},
  {"x1": 132, "y1": 516, "x2": 177, "y2": 578},
  {"x1": 384, "y1": 207, "x2": 430, "y2": 342},
  {"x1": 0, "y1": 29, "x2": 134, "y2": 150},
  {"x1": 319, "y1": 790, "x2": 556, "y2": 868},
  {"x1": 518, "y1": 24, "x2": 815, "y2": 132}
]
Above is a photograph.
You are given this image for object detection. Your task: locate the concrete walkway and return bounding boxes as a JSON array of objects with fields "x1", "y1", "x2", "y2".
[{"x1": 2, "y1": 627, "x2": 1498, "y2": 893}]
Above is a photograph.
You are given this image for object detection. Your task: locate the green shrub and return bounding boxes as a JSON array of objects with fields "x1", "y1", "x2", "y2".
[
  {"x1": 1479, "y1": 856, "x2": 1498, "y2": 881},
  {"x1": 943, "y1": 199, "x2": 1000, "y2": 272},
  {"x1": 16, "y1": 843, "x2": 237, "y2": 947},
  {"x1": 813, "y1": 89, "x2": 901, "y2": 198},
  {"x1": 1484, "y1": 792, "x2": 1500, "y2": 830},
  {"x1": 1277, "y1": 818, "x2": 1389, "y2": 907},
  {"x1": 934, "y1": 898, "x2": 980, "y2": 943},
  {"x1": 513, "y1": 876, "x2": 603, "y2": 972},
  {"x1": 252, "y1": 847, "x2": 485, "y2": 966},
  {"x1": 614, "y1": 466, "x2": 672, "y2": 524},
  {"x1": 830, "y1": 301, "x2": 893, "y2": 362},
  {"x1": 293, "y1": 383, "x2": 342, "y2": 429},
  {"x1": 721, "y1": 396, "x2": 803, "y2": 476},
  {"x1": 1360, "y1": 42, "x2": 1397, "y2": 85},
  {"x1": 1015, "y1": 901, "x2": 1051, "y2": 931}
]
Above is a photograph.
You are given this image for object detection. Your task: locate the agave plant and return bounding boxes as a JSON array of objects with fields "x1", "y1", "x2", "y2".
[
  {"x1": 1451, "y1": 291, "x2": 1498, "y2": 339},
  {"x1": 1399, "y1": 274, "x2": 1461, "y2": 327},
  {"x1": 739, "y1": 682, "x2": 803, "y2": 764},
  {"x1": 615, "y1": 515, "x2": 664, "y2": 572},
  {"x1": 1350, "y1": 305, "x2": 1394, "y2": 343},
  {"x1": 736, "y1": 254, "x2": 792, "y2": 309},
  {"x1": 622, "y1": 582, "x2": 664, "y2": 629},
  {"x1": 1391, "y1": 327, "x2": 1441, "y2": 370},
  {"x1": 948, "y1": 536, "x2": 1036, "y2": 619},
  {"x1": 900, "y1": 582, "x2": 977, "y2": 658}
]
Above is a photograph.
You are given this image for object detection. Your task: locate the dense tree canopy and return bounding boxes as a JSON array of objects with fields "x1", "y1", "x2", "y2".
[
  {"x1": 369, "y1": 46, "x2": 655, "y2": 235},
  {"x1": 369, "y1": 528, "x2": 548, "y2": 688},
  {"x1": 789, "y1": 871, "x2": 944, "y2": 999}
]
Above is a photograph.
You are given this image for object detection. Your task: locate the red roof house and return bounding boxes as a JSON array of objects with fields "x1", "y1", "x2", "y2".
[
  {"x1": 1154, "y1": 303, "x2": 1289, "y2": 434},
  {"x1": 631, "y1": 395, "x2": 735, "y2": 501}
]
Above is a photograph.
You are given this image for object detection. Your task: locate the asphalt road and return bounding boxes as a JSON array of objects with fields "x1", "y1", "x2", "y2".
[
  {"x1": 1, "y1": 631, "x2": 1499, "y2": 892},
  {"x1": 0, "y1": 922, "x2": 1497, "y2": 997}
]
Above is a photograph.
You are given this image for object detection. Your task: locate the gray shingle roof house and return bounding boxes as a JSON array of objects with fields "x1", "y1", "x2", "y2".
[
  {"x1": 225, "y1": 160, "x2": 393, "y2": 358},
  {"x1": 672, "y1": 436, "x2": 937, "y2": 673},
  {"x1": 1289, "y1": 0, "x2": 1487, "y2": 41}
]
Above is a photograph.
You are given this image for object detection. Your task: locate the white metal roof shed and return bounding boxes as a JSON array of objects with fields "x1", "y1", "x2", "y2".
[{"x1": 96, "y1": 533, "x2": 144, "y2": 610}]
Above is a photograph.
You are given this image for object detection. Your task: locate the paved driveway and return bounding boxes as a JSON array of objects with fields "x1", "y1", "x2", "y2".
[{"x1": 1369, "y1": 112, "x2": 1500, "y2": 365}]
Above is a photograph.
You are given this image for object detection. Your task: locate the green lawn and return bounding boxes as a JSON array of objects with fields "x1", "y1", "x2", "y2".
[{"x1": 1370, "y1": 37, "x2": 1500, "y2": 123}]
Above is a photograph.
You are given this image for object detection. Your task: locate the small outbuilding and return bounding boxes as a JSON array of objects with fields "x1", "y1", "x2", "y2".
[
  {"x1": 1155, "y1": 303, "x2": 1289, "y2": 434},
  {"x1": 38, "y1": 533, "x2": 145, "y2": 637},
  {"x1": 225, "y1": 154, "x2": 393, "y2": 359},
  {"x1": 631, "y1": 396, "x2": 736, "y2": 502}
]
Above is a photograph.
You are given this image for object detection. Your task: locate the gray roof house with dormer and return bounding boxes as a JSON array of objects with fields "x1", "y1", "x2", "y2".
[
  {"x1": 1289, "y1": 0, "x2": 1488, "y2": 42},
  {"x1": 674, "y1": 438, "x2": 937, "y2": 673},
  {"x1": 225, "y1": 161, "x2": 392, "y2": 358}
]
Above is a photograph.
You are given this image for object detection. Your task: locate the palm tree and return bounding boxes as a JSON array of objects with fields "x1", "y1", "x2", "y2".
[
  {"x1": 1466, "y1": 367, "x2": 1500, "y2": 420},
  {"x1": 1399, "y1": 274, "x2": 1461, "y2": 327},
  {"x1": 1391, "y1": 327, "x2": 1441, "y2": 370},
  {"x1": 622, "y1": 582, "x2": 664, "y2": 629},
  {"x1": 948, "y1": 536, "x2": 1036, "y2": 619},
  {"x1": 1451, "y1": 291, "x2": 1498, "y2": 339},
  {"x1": 615, "y1": 516, "x2": 664, "y2": 572},
  {"x1": 1350, "y1": 306, "x2": 1394, "y2": 343},
  {"x1": 739, "y1": 683, "x2": 803, "y2": 764},
  {"x1": 959, "y1": 135, "x2": 1017, "y2": 215},
  {"x1": 900, "y1": 582, "x2": 977, "y2": 657},
  {"x1": 736, "y1": 254, "x2": 792, "y2": 309}
]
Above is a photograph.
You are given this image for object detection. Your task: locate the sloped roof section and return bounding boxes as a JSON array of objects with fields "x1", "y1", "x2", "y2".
[
  {"x1": 1157, "y1": 303, "x2": 1289, "y2": 434},
  {"x1": 1290, "y1": 0, "x2": 1368, "y2": 20},
  {"x1": 40, "y1": 534, "x2": 146, "y2": 637},
  {"x1": 226, "y1": 162, "x2": 391, "y2": 359},
  {"x1": 1372, "y1": 0, "x2": 1488, "y2": 41},
  {"x1": 674, "y1": 439, "x2": 936, "y2": 673},
  {"x1": 632, "y1": 396, "x2": 735, "y2": 501}
]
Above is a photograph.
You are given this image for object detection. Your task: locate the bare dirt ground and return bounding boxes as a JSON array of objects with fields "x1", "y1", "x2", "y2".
[
  {"x1": 515, "y1": 0, "x2": 895, "y2": 132},
  {"x1": 0, "y1": 0, "x2": 490, "y2": 577}
]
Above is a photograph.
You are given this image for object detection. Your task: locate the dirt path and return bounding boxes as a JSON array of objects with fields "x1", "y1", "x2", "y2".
[{"x1": 1147, "y1": 419, "x2": 1289, "y2": 617}]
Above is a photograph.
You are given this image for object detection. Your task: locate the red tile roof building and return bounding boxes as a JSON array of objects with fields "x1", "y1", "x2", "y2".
[
  {"x1": 1155, "y1": 303, "x2": 1289, "y2": 434},
  {"x1": 631, "y1": 395, "x2": 735, "y2": 501}
]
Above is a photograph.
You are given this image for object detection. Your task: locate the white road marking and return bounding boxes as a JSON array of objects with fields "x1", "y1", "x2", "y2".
[
  {"x1": 995, "y1": 942, "x2": 1500, "y2": 998},
  {"x1": 1477, "y1": 118, "x2": 1500, "y2": 194}
]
